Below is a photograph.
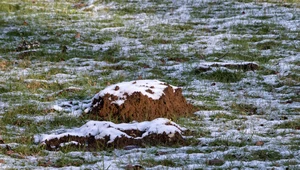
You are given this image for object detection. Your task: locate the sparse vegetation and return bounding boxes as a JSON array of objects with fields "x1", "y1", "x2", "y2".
[
  {"x1": 209, "y1": 138, "x2": 248, "y2": 147},
  {"x1": 248, "y1": 150, "x2": 284, "y2": 161},
  {"x1": 275, "y1": 119, "x2": 300, "y2": 129},
  {"x1": 230, "y1": 103, "x2": 258, "y2": 115},
  {"x1": 0, "y1": 0, "x2": 299, "y2": 169},
  {"x1": 210, "y1": 113, "x2": 238, "y2": 121},
  {"x1": 139, "y1": 158, "x2": 179, "y2": 167},
  {"x1": 197, "y1": 69, "x2": 245, "y2": 83}
]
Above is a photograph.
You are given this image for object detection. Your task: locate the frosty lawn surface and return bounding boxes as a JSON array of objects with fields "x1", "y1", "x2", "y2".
[{"x1": 0, "y1": 0, "x2": 300, "y2": 169}]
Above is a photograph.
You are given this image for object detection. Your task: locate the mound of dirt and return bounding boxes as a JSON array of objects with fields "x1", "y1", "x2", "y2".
[
  {"x1": 196, "y1": 62, "x2": 259, "y2": 73},
  {"x1": 85, "y1": 80, "x2": 196, "y2": 122},
  {"x1": 35, "y1": 118, "x2": 188, "y2": 151}
]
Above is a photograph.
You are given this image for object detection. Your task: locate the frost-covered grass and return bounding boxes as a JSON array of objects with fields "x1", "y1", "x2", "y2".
[{"x1": 0, "y1": 0, "x2": 300, "y2": 169}]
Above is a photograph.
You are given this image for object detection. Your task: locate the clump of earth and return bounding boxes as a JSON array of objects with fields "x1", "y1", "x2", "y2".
[
  {"x1": 85, "y1": 80, "x2": 197, "y2": 122},
  {"x1": 35, "y1": 118, "x2": 190, "y2": 151}
]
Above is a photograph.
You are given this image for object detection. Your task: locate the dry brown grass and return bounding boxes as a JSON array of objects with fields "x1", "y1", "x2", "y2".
[{"x1": 0, "y1": 60, "x2": 10, "y2": 70}]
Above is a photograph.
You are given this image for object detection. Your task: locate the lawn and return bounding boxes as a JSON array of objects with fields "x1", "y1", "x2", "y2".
[{"x1": 0, "y1": 0, "x2": 299, "y2": 169}]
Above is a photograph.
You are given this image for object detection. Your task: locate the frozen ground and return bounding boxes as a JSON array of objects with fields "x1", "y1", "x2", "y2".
[{"x1": 0, "y1": 0, "x2": 299, "y2": 169}]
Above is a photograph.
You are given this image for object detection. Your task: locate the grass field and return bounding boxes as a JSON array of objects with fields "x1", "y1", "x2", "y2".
[{"x1": 0, "y1": 0, "x2": 299, "y2": 169}]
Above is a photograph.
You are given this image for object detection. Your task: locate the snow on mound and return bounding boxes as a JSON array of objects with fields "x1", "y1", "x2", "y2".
[
  {"x1": 34, "y1": 118, "x2": 187, "y2": 150},
  {"x1": 91, "y1": 79, "x2": 177, "y2": 106},
  {"x1": 196, "y1": 61, "x2": 259, "y2": 72}
]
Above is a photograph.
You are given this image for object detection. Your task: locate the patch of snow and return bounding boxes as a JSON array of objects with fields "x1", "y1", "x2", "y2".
[
  {"x1": 94, "y1": 79, "x2": 177, "y2": 105},
  {"x1": 52, "y1": 105, "x2": 64, "y2": 112},
  {"x1": 17, "y1": 68, "x2": 31, "y2": 77},
  {"x1": 0, "y1": 101, "x2": 8, "y2": 114},
  {"x1": 59, "y1": 141, "x2": 80, "y2": 148},
  {"x1": 194, "y1": 110, "x2": 232, "y2": 117},
  {"x1": 52, "y1": 73, "x2": 77, "y2": 79},
  {"x1": 263, "y1": 75, "x2": 278, "y2": 85},
  {"x1": 17, "y1": 114, "x2": 54, "y2": 123}
]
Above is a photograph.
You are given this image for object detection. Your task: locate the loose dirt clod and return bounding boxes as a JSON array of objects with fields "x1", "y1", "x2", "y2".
[
  {"x1": 256, "y1": 141, "x2": 264, "y2": 146},
  {"x1": 207, "y1": 159, "x2": 225, "y2": 166}
]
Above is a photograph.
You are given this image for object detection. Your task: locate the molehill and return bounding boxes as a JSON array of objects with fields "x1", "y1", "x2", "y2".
[{"x1": 85, "y1": 80, "x2": 196, "y2": 122}]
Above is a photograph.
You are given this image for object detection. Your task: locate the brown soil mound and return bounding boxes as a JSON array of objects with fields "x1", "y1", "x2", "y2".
[
  {"x1": 43, "y1": 131, "x2": 186, "y2": 151},
  {"x1": 37, "y1": 118, "x2": 191, "y2": 151},
  {"x1": 196, "y1": 62, "x2": 259, "y2": 73},
  {"x1": 87, "y1": 81, "x2": 196, "y2": 122}
]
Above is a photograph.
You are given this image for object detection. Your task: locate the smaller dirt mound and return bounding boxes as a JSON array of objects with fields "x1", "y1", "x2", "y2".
[
  {"x1": 196, "y1": 62, "x2": 259, "y2": 73},
  {"x1": 34, "y1": 118, "x2": 188, "y2": 151},
  {"x1": 85, "y1": 80, "x2": 196, "y2": 122}
]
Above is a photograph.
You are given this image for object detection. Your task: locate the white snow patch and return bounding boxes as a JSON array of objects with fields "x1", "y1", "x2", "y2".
[
  {"x1": 263, "y1": 75, "x2": 279, "y2": 85},
  {"x1": 59, "y1": 141, "x2": 81, "y2": 148},
  {"x1": 194, "y1": 110, "x2": 232, "y2": 117},
  {"x1": 0, "y1": 101, "x2": 8, "y2": 114},
  {"x1": 93, "y1": 79, "x2": 177, "y2": 105},
  {"x1": 52, "y1": 105, "x2": 64, "y2": 112}
]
